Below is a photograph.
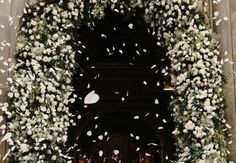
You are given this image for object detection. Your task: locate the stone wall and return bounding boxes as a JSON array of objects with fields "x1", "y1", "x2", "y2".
[
  {"x1": 0, "y1": 0, "x2": 30, "y2": 161},
  {"x1": 0, "y1": 0, "x2": 236, "y2": 162},
  {"x1": 211, "y1": 0, "x2": 236, "y2": 161}
]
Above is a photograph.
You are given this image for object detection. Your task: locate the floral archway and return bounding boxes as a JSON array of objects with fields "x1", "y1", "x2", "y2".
[{"x1": 0, "y1": 0, "x2": 229, "y2": 162}]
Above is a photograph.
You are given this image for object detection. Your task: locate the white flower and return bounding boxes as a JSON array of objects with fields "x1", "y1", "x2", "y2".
[
  {"x1": 52, "y1": 9, "x2": 58, "y2": 15},
  {"x1": 41, "y1": 106, "x2": 47, "y2": 112},
  {"x1": 20, "y1": 143, "x2": 29, "y2": 153},
  {"x1": 52, "y1": 33, "x2": 59, "y2": 40},
  {"x1": 68, "y1": 2, "x2": 75, "y2": 10},
  {"x1": 203, "y1": 99, "x2": 216, "y2": 113},
  {"x1": 193, "y1": 126, "x2": 206, "y2": 138},
  {"x1": 31, "y1": 20, "x2": 37, "y2": 26},
  {"x1": 52, "y1": 155, "x2": 57, "y2": 160},
  {"x1": 184, "y1": 120, "x2": 195, "y2": 130},
  {"x1": 7, "y1": 92, "x2": 14, "y2": 98},
  {"x1": 61, "y1": 11, "x2": 69, "y2": 18}
]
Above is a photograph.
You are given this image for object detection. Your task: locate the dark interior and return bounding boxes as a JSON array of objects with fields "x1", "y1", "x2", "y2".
[{"x1": 67, "y1": 9, "x2": 175, "y2": 163}]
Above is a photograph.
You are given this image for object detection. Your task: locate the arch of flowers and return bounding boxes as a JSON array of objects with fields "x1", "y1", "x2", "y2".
[{"x1": 0, "y1": 0, "x2": 229, "y2": 162}]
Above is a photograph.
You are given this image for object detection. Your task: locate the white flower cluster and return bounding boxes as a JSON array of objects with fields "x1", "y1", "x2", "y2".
[
  {"x1": 0, "y1": 0, "x2": 83, "y2": 162},
  {"x1": 0, "y1": 0, "x2": 228, "y2": 162},
  {"x1": 143, "y1": 0, "x2": 228, "y2": 162}
]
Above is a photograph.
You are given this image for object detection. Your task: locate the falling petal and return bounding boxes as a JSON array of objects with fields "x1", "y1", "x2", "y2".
[
  {"x1": 145, "y1": 153, "x2": 151, "y2": 156},
  {"x1": 215, "y1": 19, "x2": 222, "y2": 26},
  {"x1": 77, "y1": 115, "x2": 82, "y2": 119},
  {"x1": 214, "y1": 11, "x2": 219, "y2": 17},
  {"x1": 3, "y1": 150, "x2": 10, "y2": 160},
  {"x1": 155, "y1": 99, "x2": 159, "y2": 104},
  {"x1": 223, "y1": 17, "x2": 229, "y2": 21},
  {"x1": 0, "y1": 133, "x2": 12, "y2": 143},
  {"x1": 114, "y1": 9, "x2": 119, "y2": 13},
  {"x1": 99, "y1": 150, "x2": 103, "y2": 157},
  {"x1": 128, "y1": 23, "x2": 133, "y2": 29},
  {"x1": 119, "y1": 49, "x2": 123, "y2": 54},
  {"x1": 101, "y1": 34, "x2": 107, "y2": 38},
  {"x1": 98, "y1": 135, "x2": 103, "y2": 140},
  {"x1": 84, "y1": 90, "x2": 100, "y2": 104},
  {"x1": 226, "y1": 123, "x2": 231, "y2": 129},
  {"x1": 86, "y1": 131, "x2": 92, "y2": 137},
  {"x1": 163, "y1": 119, "x2": 167, "y2": 123},
  {"x1": 104, "y1": 131, "x2": 108, "y2": 136},
  {"x1": 113, "y1": 150, "x2": 119, "y2": 155},
  {"x1": 147, "y1": 143, "x2": 158, "y2": 146},
  {"x1": 224, "y1": 58, "x2": 229, "y2": 63},
  {"x1": 0, "y1": 69, "x2": 6, "y2": 73},
  {"x1": 158, "y1": 126, "x2": 164, "y2": 130},
  {"x1": 126, "y1": 91, "x2": 129, "y2": 97},
  {"x1": 145, "y1": 113, "x2": 149, "y2": 117},
  {"x1": 121, "y1": 97, "x2": 125, "y2": 102}
]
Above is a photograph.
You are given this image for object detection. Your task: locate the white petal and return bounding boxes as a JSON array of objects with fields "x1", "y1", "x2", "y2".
[
  {"x1": 1, "y1": 133, "x2": 12, "y2": 143},
  {"x1": 84, "y1": 90, "x2": 100, "y2": 104},
  {"x1": 99, "y1": 150, "x2": 103, "y2": 157},
  {"x1": 128, "y1": 23, "x2": 133, "y2": 29}
]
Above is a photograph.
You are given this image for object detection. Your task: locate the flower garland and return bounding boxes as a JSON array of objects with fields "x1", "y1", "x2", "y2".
[{"x1": 0, "y1": 0, "x2": 229, "y2": 162}]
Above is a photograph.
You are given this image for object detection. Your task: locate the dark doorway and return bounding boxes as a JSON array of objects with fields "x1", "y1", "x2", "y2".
[
  {"x1": 76, "y1": 112, "x2": 162, "y2": 163},
  {"x1": 68, "y1": 9, "x2": 174, "y2": 163}
]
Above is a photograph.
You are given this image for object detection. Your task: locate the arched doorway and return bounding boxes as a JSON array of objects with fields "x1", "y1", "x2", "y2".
[
  {"x1": 68, "y1": 8, "x2": 175, "y2": 163},
  {"x1": 76, "y1": 112, "x2": 162, "y2": 163}
]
